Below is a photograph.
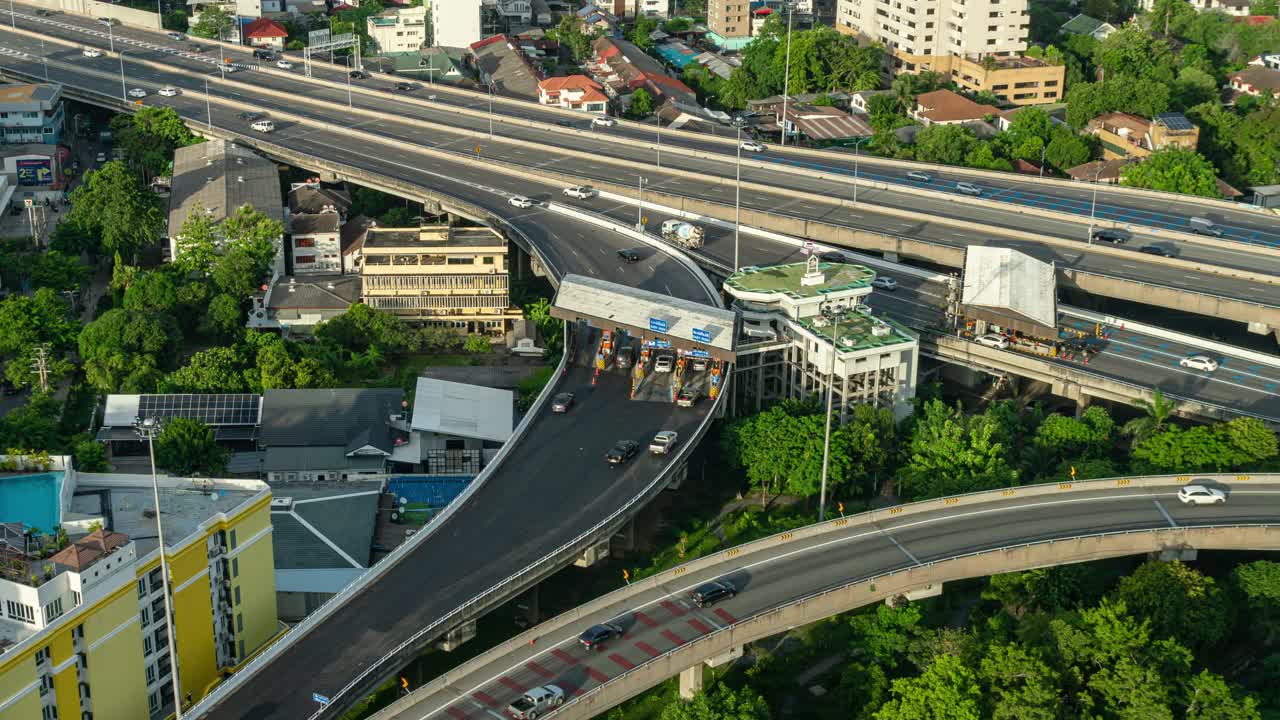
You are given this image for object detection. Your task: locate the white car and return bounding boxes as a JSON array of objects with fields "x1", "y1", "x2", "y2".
[
  {"x1": 158, "y1": 86, "x2": 179, "y2": 97},
  {"x1": 740, "y1": 141, "x2": 766, "y2": 152},
  {"x1": 94, "y1": 152, "x2": 106, "y2": 163},
  {"x1": 871, "y1": 276, "x2": 897, "y2": 291},
  {"x1": 1177, "y1": 484, "x2": 1226, "y2": 505},
  {"x1": 1179, "y1": 354, "x2": 1219, "y2": 372},
  {"x1": 592, "y1": 115, "x2": 616, "y2": 127},
  {"x1": 82, "y1": 48, "x2": 102, "y2": 58},
  {"x1": 250, "y1": 119, "x2": 275, "y2": 133},
  {"x1": 127, "y1": 88, "x2": 147, "y2": 98},
  {"x1": 976, "y1": 333, "x2": 1010, "y2": 350},
  {"x1": 508, "y1": 195, "x2": 533, "y2": 208},
  {"x1": 276, "y1": 60, "x2": 293, "y2": 69},
  {"x1": 166, "y1": 32, "x2": 186, "y2": 40},
  {"x1": 563, "y1": 185, "x2": 596, "y2": 199},
  {"x1": 649, "y1": 430, "x2": 679, "y2": 455},
  {"x1": 653, "y1": 354, "x2": 674, "y2": 373}
]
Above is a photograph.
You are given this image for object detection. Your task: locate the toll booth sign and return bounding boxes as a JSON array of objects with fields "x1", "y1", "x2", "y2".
[
  {"x1": 691, "y1": 328, "x2": 711, "y2": 343},
  {"x1": 649, "y1": 318, "x2": 668, "y2": 333}
]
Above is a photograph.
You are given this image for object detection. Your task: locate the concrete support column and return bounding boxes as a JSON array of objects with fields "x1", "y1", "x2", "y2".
[
  {"x1": 513, "y1": 586, "x2": 539, "y2": 629},
  {"x1": 435, "y1": 619, "x2": 477, "y2": 651},
  {"x1": 1154, "y1": 548, "x2": 1198, "y2": 562},
  {"x1": 679, "y1": 666, "x2": 704, "y2": 699},
  {"x1": 1074, "y1": 392, "x2": 1093, "y2": 418},
  {"x1": 574, "y1": 539, "x2": 611, "y2": 568},
  {"x1": 612, "y1": 518, "x2": 637, "y2": 554},
  {"x1": 883, "y1": 251, "x2": 899, "y2": 263}
]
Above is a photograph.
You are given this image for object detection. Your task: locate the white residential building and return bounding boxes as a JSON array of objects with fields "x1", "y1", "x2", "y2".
[
  {"x1": 835, "y1": 0, "x2": 1031, "y2": 67},
  {"x1": 608, "y1": 0, "x2": 670, "y2": 18},
  {"x1": 367, "y1": 5, "x2": 427, "y2": 55},
  {"x1": 429, "y1": 0, "x2": 532, "y2": 48}
]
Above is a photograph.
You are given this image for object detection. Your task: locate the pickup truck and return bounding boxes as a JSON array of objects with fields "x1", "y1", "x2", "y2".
[{"x1": 507, "y1": 685, "x2": 565, "y2": 720}]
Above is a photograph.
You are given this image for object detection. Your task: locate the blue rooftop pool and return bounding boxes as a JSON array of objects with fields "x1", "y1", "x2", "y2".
[{"x1": 0, "y1": 472, "x2": 63, "y2": 532}]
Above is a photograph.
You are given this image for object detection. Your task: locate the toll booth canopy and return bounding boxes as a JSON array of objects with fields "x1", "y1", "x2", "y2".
[{"x1": 959, "y1": 246, "x2": 1058, "y2": 338}]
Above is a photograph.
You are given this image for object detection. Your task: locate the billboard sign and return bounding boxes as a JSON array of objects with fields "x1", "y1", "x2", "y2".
[
  {"x1": 307, "y1": 28, "x2": 331, "y2": 46},
  {"x1": 15, "y1": 157, "x2": 52, "y2": 186}
]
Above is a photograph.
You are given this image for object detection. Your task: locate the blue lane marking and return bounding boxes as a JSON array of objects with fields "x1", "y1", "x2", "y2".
[
  {"x1": 1142, "y1": 353, "x2": 1155, "y2": 362},
  {"x1": 1234, "y1": 375, "x2": 1247, "y2": 383},
  {"x1": 1158, "y1": 343, "x2": 1171, "y2": 350},
  {"x1": 1267, "y1": 383, "x2": 1278, "y2": 392},
  {"x1": 1110, "y1": 345, "x2": 1124, "y2": 354},
  {"x1": 1249, "y1": 365, "x2": 1262, "y2": 372}
]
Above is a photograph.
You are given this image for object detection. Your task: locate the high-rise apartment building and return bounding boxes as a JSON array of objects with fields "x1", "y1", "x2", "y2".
[
  {"x1": 707, "y1": 0, "x2": 752, "y2": 43},
  {"x1": 0, "y1": 458, "x2": 277, "y2": 720},
  {"x1": 360, "y1": 224, "x2": 524, "y2": 335}
]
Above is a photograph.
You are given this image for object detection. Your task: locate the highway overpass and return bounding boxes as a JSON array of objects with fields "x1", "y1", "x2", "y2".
[
  {"x1": 3, "y1": 8, "x2": 1280, "y2": 336},
  {"x1": 368, "y1": 475, "x2": 1280, "y2": 720}
]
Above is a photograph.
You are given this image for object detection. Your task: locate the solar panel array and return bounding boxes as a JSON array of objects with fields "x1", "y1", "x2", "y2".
[
  {"x1": 1156, "y1": 112, "x2": 1194, "y2": 131},
  {"x1": 136, "y1": 394, "x2": 261, "y2": 426}
]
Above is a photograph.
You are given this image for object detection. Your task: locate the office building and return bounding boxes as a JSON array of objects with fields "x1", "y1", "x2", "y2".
[
  {"x1": 0, "y1": 83, "x2": 63, "y2": 146},
  {"x1": 725, "y1": 258, "x2": 920, "y2": 420},
  {"x1": 360, "y1": 223, "x2": 524, "y2": 334},
  {"x1": 0, "y1": 456, "x2": 277, "y2": 720},
  {"x1": 428, "y1": 0, "x2": 533, "y2": 48}
]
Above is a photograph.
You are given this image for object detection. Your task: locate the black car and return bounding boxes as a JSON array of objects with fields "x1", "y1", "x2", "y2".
[
  {"x1": 1091, "y1": 228, "x2": 1128, "y2": 244},
  {"x1": 252, "y1": 49, "x2": 273, "y2": 60},
  {"x1": 396, "y1": 82, "x2": 415, "y2": 91},
  {"x1": 690, "y1": 581, "x2": 736, "y2": 608},
  {"x1": 1138, "y1": 245, "x2": 1174, "y2": 258},
  {"x1": 349, "y1": 70, "x2": 369, "y2": 79},
  {"x1": 617, "y1": 248, "x2": 642, "y2": 263},
  {"x1": 616, "y1": 347, "x2": 634, "y2": 370},
  {"x1": 236, "y1": 111, "x2": 259, "y2": 121},
  {"x1": 189, "y1": 43, "x2": 205, "y2": 52},
  {"x1": 819, "y1": 251, "x2": 846, "y2": 263},
  {"x1": 578, "y1": 622, "x2": 624, "y2": 650},
  {"x1": 606, "y1": 440, "x2": 640, "y2": 465},
  {"x1": 556, "y1": 120, "x2": 574, "y2": 127},
  {"x1": 550, "y1": 392, "x2": 575, "y2": 413}
]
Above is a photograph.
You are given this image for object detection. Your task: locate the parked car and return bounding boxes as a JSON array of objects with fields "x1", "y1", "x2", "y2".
[
  {"x1": 649, "y1": 430, "x2": 679, "y2": 455},
  {"x1": 1138, "y1": 245, "x2": 1174, "y2": 258},
  {"x1": 976, "y1": 333, "x2": 1010, "y2": 350},
  {"x1": 906, "y1": 170, "x2": 932, "y2": 183},
  {"x1": 1091, "y1": 228, "x2": 1128, "y2": 244},
  {"x1": 871, "y1": 276, "x2": 897, "y2": 291},
  {"x1": 691, "y1": 357, "x2": 708, "y2": 371},
  {"x1": 549, "y1": 392, "x2": 575, "y2": 413},
  {"x1": 158, "y1": 86, "x2": 179, "y2": 97},
  {"x1": 653, "y1": 354, "x2": 674, "y2": 373},
  {"x1": 1179, "y1": 354, "x2": 1218, "y2": 372},
  {"x1": 606, "y1": 440, "x2": 640, "y2": 465},
  {"x1": 578, "y1": 622, "x2": 624, "y2": 650},
  {"x1": 94, "y1": 152, "x2": 106, "y2": 163},
  {"x1": 617, "y1": 247, "x2": 641, "y2": 263},
  {"x1": 955, "y1": 181, "x2": 982, "y2": 196},
  {"x1": 563, "y1": 185, "x2": 596, "y2": 199},
  {"x1": 676, "y1": 388, "x2": 697, "y2": 407},
  {"x1": 82, "y1": 48, "x2": 102, "y2": 58},
  {"x1": 127, "y1": 88, "x2": 147, "y2": 98},
  {"x1": 276, "y1": 60, "x2": 294, "y2": 69},
  {"x1": 740, "y1": 141, "x2": 766, "y2": 152},
  {"x1": 1177, "y1": 484, "x2": 1226, "y2": 505},
  {"x1": 592, "y1": 115, "x2": 616, "y2": 127},
  {"x1": 97, "y1": 17, "x2": 118, "y2": 25},
  {"x1": 508, "y1": 195, "x2": 534, "y2": 208},
  {"x1": 690, "y1": 580, "x2": 736, "y2": 608}
]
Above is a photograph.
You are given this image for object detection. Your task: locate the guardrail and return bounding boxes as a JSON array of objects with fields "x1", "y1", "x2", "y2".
[{"x1": 372, "y1": 473, "x2": 1279, "y2": 718}]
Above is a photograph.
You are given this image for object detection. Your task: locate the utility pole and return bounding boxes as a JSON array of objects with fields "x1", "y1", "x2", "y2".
[{"x1": 30, "y1": 345, "x2": 50, "y2": 393}]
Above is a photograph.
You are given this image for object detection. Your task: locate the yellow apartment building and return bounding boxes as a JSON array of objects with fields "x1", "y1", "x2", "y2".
[
  {"x1": 360, "y1": 223, "x2": 525, "y2": 335},
  {"x1": 0, "y1": 460, "x2": 277, "y2": 720}
]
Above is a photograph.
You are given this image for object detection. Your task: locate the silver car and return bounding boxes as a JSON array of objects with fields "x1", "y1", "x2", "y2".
[{"x1": 956, "y1": 181, "x2": 981, "y2": 196}]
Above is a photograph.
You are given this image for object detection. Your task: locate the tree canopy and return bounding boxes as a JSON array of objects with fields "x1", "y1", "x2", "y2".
[
  {"x1": 65, "y1": 161, "x2": 165, "y2": 259},
  {"x1": 1120, "y1": 147, "x2": 1222, "y2": 197},
  {"x1": 155, "y1": 417, "x2": 227, "y2": 476}
]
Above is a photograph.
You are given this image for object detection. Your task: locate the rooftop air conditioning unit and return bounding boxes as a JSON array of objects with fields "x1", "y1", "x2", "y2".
[
  {"x1": 270, "y1": 497, "x2": 294, "y2": 511},
  {"x1": 871, "y1": 323, "x2": 891, "y2": 337}
]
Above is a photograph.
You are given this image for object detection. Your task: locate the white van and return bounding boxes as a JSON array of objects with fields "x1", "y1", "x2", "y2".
[{"x1": 250, "y1": 119, "x2": 275, "y2": 133}]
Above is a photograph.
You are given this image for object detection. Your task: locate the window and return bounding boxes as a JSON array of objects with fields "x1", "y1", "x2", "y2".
[
  {"x1": 153, "y1": 628, "x2": 167, "y2": 649},
  {"x1": 238, "y1": 639, "x2": 245, "y2": 659},
  {"x1": 149, "y1": 693, "x2": 159, "y2": 715},
  {"x1": 234, "y1": 586, "x2": 241, "y2": 606},
  {"x1": 482, "y1": 256, "x2": 495, "y2": 265},
  {"x1": 231, "y1": 557, "x2": 239, "y2": 578},
  {"x1": 295, "y1": 238, "x2": 315, "y2": 248},
  {"x1": 44, "y1": 598, "x2": 63, "y2": 622},
  {"x1": 144, "y1": 636, "x2": 153, "y2": 656},
  {"x1": 72, "y1": 591, "x2": 81, "y2": 607},
  {"x1": 146, "y1": 664, "x2": 156, "y2": 685},
  {"x1": 230, "y1": 529, "x2": 238, "y2": 549},
  {"x1": 140, "y1": 607, "x2": 151, "y2": 627},
  {"x1": 236, "y1": 613, "x2": 244, "y2": 633},
  {"x1": 295, "y1": 255, "x2": 316, "y2": 264},
  {"x1": 446, "y1": 257, "x2": 475, "y2": 265},
  {"x1": 137, "y1": 578, "x2": 147, "y2": 599},
  {"x1": 6, "y1": 600, "x2": 34, "y2": 624},
  {"x1": 42, "y1": 705, "x2": 58, "y2": 720},
  {"x1": 40, "y1": 674, "x2": 53, "y2": 696},
  {"x1": 36, "y1": 647, "x2": 50, "y2": 665},
  {"x1": 149, "y1": 568, "x2": 163, "y2": 593}
]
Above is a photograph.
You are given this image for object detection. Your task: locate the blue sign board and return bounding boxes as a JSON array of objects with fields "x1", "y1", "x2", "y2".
[
  {"x1": 691, "y1": 328, "x2": 711, "y2": 343},
  {"x1": 649, "y1": 317, "x2": 669, "y2": 334},
  {"x1": 687, "y1": 349, "x2": 711, "y2": 359},
  {"x1": 645, "y1": 339, "x2": 671, "y2": 349},
  {"x1": 313, "y1": 693, "x2": 331, "y2": 706}
]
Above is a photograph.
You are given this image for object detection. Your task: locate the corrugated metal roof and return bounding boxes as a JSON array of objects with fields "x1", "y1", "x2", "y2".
[
  {"x1": 552, "y1": 274, "x2": 735, "y2": 356},
  {"x1": 961, "y1": 247, "x2": 1057, "y2": 331},
  {"x1": 167, "y1": 139, "x2": 284, "y2": 239},
  {"x1": 410, "y1": 378, "x2": 514, "y2": 443}
]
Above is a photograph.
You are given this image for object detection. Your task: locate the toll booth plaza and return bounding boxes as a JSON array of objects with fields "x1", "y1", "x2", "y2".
[{"x1": 551, "y1": 274, "x2": 737, "y2": 405}]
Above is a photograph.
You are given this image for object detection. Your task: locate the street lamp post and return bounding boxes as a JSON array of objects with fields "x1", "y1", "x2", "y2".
[
  {"x1": 780, "y1": 1, "x2": 795, "y2": 148},
  {"x1": 852, "y1": 136, "x2": 870, "y2": 205},
  {"x1": 1039, "y1": 144, "x2": 1047, "y2": 178},
  {"x1": 134, "y1": 417, "x2": 185, "y2": 720},
  {"x1": 733, "y1": 117, "x2": 745, "y2": 272},
  {"x1": 488, "y1": 81, "x2": 495, "y2": 139},
  {"x1": 9, "y1": 0, "x2": 15, "y2": 30},
  {"x1": 345, "y1": 56, "x2": 353, "y2": 109},
  {"x1": 219, "y1": 44, "x2": 225, "y2": 78},
  {"x1": 119, "y1": 51, "x2": 128, "y2": 103},
  {"x1": 204, "y1": 76, "x2": 212, "y2": 130},
  {"x1": 107, "y1": 20, "x2": 115, "y2": 53},
  {"x1": 636, "y1": 176, "x2": 646, "y2": 230},
  {"x1": 656, "y1": 115, "x2": 662, "y2": 169},
  {"x1": 1087, "y1": 164, "x2": 1103, "y2": 244},
  {"x1": 817, "y1": 301, "x2": 849, "y2": 522}
]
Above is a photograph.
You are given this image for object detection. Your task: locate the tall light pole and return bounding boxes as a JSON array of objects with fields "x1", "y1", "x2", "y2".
[
  {"x1": 118, "y1": 51, "x2": 128, "y2": 103},
  {"x1": 204, "y1": 76, "x2": 212, "y2": 130},
  {"x1": 345, "y1": 55, "x2": 353, "y2": 109},
  {"x1": 636, "y1": 176, "x2": 646, "y2": 230},
  {"x1": 488, "y1": 81, "x2": 495, "y2": 139},
  {"x1": 817, "y1": 301, "x2": 850, "y2": 522},
  {"x1": 107, "y1": 19, "x2": 115, "y2": 53},
  {"x1": 655, "y1": 115, "x2": 662, "y2": 169},
  {"x1": 219, "y1": 44, "x2": 225, "y2": 78},
  {"x1": 779, "y1": 1, "x2": 795, "y2": 148},
  {"x1": 134, "y1": 417, "x2": 184, "y2": 720},
  {"x1": 1039, "y1": 144, "x2": 1047, "y2": 178},
  {"x1": 733, "y1": 117, "x2": 745, "y2": 272},
  {"x1": 852, "y1": 136, "x2": 870, "y2": 204},
  {"x1": 9, "y1": 0, "x2": 15, "y2": 30},
  {"x1": 1087, "y1": 164, "x2": 1103, "y2": 244}
]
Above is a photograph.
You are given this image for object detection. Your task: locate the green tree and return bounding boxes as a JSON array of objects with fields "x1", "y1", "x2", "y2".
[
  {"x1": 112, "y1": 106, "x2": 201, "y2": 180},
  {"x1": 874, "y1": 654, "x2": 983, "y2": 720},
  {"x1": 1115, "y1": 561, "x2": 1228, "y2": 652},
  {"x1": 162, "y1": 347, "x2": 251, "y2": 393},
  {"x1": 983, "y1": 565, "x2": 1105, "y2": 618},
  {"x1": 1032, "y1": 406, "x2": 1114, "y2": 468},
  {"x1": 155, "y1": 417, "x2": 227, "y2": 476},
  {"x1": 899, "y1": 399, "x2": 1018, "y2": 499},
  {"x1": 315, "y1": 303, "x2": 415, "y2": 359},
  {"x1": 23, "y1": 251, "x2": 88, "y2": 293},
  {"x1": 1184, "y1": 670, "x2": 1261, "y2": 720},
  {"x1": 189, "y1": 4, "x2": 234, "y2": 39},
  {"x1": 554, "y1": 15, "x2": 595, "y2": 62},
  {"x1": 73, "y1": 440, "x2": 109, "y2": 472},
  {"x1": 0, "y1": 289, "x2": 80, "y2": 391},
  {"x1": 630, "y1": 16, "x2": 659, "y2": 50},
  {"x1": 977, "y1": 643, "x2": 1060, "y2": 720},
  {"x1": 122, "y1": 271, "x2": 179, "y2": 315},
  {"x1": 65, "y1": 161, "x2": 164, "y2": 260},
  {"x1": 850, "y1": 603, "x2": 927, "y2": 670},
  {"x1": 660, "y1": 683, "x2": 770, "y2": 720},
  {"x1": 0, "y1": 394, "x2": 62, "y2": 450},
  {"x1": 1233, "y1": 561, "x2": 1280, "y2": 644},
  {"x1": 1045, "y1": 128, "x2": 1093, "y2": 171},
  {"x1": 1121, "y1": 147, "x2": 1222, "y2": 197},
  {"x1": 463, "y1": 334, "x2": 492, "y2": 353},
  {"x1": 1121, "y1": 389, "x2": 1175, "y2": 442},
  {"x1": 913, "y1": 125, "x2": 979, "y2": 166},
  {"x1": 1064, "y1": 76, "x2": 1171, "y2": 128},
  {"x1": 78, "y1": 309, "x2": 180, "y2": 392},
  {"x1": 201, "y1": 293, "x2": 244, "y2": 340},
  {"x1": 629, "y1": 88, "x2": 655, "y2": 118},
  {"x1": 1188, "y1": 103, "x2": 1280, "y2": 190}
]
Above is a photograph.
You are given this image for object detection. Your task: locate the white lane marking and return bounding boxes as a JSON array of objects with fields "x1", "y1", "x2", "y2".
[
  {"x1": 1096, "y1": 346, "x2": 1280, "y2": 398},
  {"x1": 1153, "y1": 499, "x2": 1178, "y2": 528},
  {"x1": 417, "y1": 487, "x2": 1280, "y2": 720},
  {"x1": 887, "y1": 534, "x2": 921, "y2": 565},
  {"x1": 1103, "y1": 335, "x2": 1280, "y2": 385}
]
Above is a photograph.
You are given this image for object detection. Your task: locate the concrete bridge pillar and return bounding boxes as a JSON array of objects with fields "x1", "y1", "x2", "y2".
[
  {"x1": 1153, "y1": 548, "x2": 1198, "y2": 562},
  {"x1": 704, "y1": 645, "x2": 743, "y2": 668},
  {"x1": 513, "y1": 586, "x2": 539, "y2": 629},
  {"x1": 679, "y1": 666, "x2": 704, "y2": 699},
  {"x1": 612, "y1": 519, "x2": 637, "y2": 554},
  {"x1": 574, "y1": 539, "x2": 611, "y2": 568},
  {"x1": 883, "y1": 252, "x2": 899, "y2": 263},
  {"x1": 1074, "y1": 393, "x2": 1092, "y2": 417},
  {"x1": 435, "y1": 620, "x2": 477, "y2": 651},
  {"x1": 664, "y1": 460, "x2": 689, "y2": 491}
]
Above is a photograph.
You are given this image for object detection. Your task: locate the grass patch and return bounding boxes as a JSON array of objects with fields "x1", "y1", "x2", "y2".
[{"x1": 516, "y1": 366, "x2": 555, "y2": 411}]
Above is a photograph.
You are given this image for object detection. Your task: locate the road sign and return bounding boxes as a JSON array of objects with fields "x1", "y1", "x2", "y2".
[
  {"x1": 691, "y1": 327, "x2": 711, "y2": 343},
  {"x1": 686, "y1": 349, "x2": 710, "y2": 358},
  {"x1": 649, "y1": 317, "x2": 668, "y2": 333},
  {"x1": 307, "y1": 28, "x2": 330, "y2": 46},
  {"x1": 313, "y1": 693, "x2": 330, "y2": 706}
]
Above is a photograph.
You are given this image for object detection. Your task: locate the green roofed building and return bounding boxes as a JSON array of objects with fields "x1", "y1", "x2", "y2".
[{"x1": 724, "y1": 257, "x2": 920, "y2": 421}]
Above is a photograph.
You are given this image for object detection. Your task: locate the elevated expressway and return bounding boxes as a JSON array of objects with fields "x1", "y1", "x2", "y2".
[
  {"x1": 0, "y1": 17, "x2": 1276, "y2": 719},
  {"x1": 372, "y1": 474, "x2": 1280, "y2": 720},
  {"x1": 4, "y1": 8, "x2": 1280, "y2": 335}
]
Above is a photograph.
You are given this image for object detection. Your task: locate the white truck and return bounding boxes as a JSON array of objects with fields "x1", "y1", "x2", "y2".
[
  {"x1": 660, "y1": 220, "x2": 705, "y2": 249},
  {"x1": 507, "y1": 685, "x2": 565, "y2": 720}
]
